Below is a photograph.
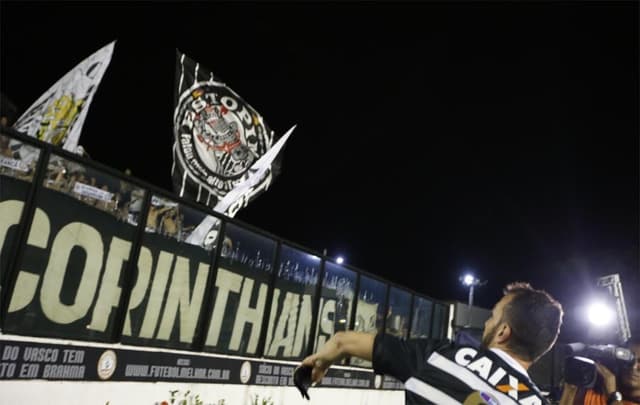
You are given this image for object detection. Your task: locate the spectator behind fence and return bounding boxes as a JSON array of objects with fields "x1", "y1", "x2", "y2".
[{"x1": 1, "y1": 92, "x2": 19, "y2": 127}]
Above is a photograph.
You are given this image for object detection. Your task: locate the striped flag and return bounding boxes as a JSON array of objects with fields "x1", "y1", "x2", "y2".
[
  {"x1": 185, "y1": 126, "x2": 294, "y2": 247},
  {"x1": 172, "y1": 50, "x2": 291, "y2": 215}
]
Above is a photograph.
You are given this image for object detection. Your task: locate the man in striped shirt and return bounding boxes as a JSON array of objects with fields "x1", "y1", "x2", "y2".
[{"x1": 300, "y1": 282, "x2": 563, "y2": 404}]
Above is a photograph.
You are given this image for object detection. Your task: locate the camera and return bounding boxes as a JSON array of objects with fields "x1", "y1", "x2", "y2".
[{"x1": 563, "y1": 343, "x2": 636, "y2": 388}]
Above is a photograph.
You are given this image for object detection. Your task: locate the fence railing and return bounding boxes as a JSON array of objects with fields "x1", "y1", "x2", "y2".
[{"x1": 0, "y1": 127, "x2": 449, "y2": 367}]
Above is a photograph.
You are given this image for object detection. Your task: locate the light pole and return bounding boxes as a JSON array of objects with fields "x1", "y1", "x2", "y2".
[{"x1": 459, "y1": 274, "x2": 486, "y2": 328}]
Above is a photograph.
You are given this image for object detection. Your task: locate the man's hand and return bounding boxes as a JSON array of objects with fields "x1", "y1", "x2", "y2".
[
  {"x1": 297, "y1": 332, "x2": 375, "y2": 384},
  {"x1": 558, "y1": 382, "x2": 578, "y2": 405},
  {"x1": 301, "y1": 354, "x2": 330, "y2": 384},
  {"x1": 595, "y1": 362, "x2": 618, "y2": 397}
]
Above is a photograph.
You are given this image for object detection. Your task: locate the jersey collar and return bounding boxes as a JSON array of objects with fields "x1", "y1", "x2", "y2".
[{"x1": 490, "y1": 348, "x2": 529, "y2": 378}]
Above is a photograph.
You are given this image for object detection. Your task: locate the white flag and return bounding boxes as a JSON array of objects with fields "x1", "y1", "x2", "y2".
[
  {"x1": 13, "y1": 41, "x2": 115, "y2": 152},
  {"x1": 215, "y1": 124, "x2": 295, "y2": 217}
]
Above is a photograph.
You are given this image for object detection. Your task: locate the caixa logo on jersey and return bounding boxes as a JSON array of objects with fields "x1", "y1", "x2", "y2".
[{"x1": 174, "y1": 82, "x2": 273, "y2": 205}]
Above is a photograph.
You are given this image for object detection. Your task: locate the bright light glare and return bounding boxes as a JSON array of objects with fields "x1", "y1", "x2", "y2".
[
  {"x1": 463, "y1": 274, "x2": 475, "y2": 286},
  {"x1": 587, "y1": 302, "x2": 615, "y2": 327},
  {"x1": 336, "y1": 256, "x2": 344, "y2": 264}
]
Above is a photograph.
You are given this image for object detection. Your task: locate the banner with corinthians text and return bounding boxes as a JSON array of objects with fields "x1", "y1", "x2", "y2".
[
  {"x1": 0, "y1": 180, "x2": 385, "y2": 362},
  {"x1": 12, "y1": 41, "x2": 115, "y2": 153},
  {"x1": 1, "y1": 180, "x2": 325, "y2": 358},
  {"x1": 172, "y1": 50, "x2": 286, "y2": 216},
  {"x1": 0, "y1": 132, "x2": 452, "y2": 385},
  {"x1": 2, "y1": 185, "x2": 140, "y2": 342}
]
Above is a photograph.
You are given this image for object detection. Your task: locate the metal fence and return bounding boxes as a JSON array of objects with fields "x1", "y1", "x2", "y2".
[{"x1": 0, "y1": 127, "x2": 450, "y2": 367}]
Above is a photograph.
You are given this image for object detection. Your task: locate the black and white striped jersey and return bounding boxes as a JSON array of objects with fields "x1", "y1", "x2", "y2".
[{"x1": 372, "y1": 333, "x2": 549, "y2": 405}]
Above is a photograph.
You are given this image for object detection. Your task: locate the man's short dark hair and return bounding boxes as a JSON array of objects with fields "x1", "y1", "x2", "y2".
[{"x1": 502, "y1": 282, "x2": 564, "y2": 362}]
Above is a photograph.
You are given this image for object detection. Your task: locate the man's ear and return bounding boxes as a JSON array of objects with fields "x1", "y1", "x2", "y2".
[{"x1": 495, "y1": 323, "x2": 512, "y2": 344}]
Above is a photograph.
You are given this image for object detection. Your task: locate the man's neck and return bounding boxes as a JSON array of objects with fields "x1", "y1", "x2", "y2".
[{"x1": 490, "y1": 345, "x2": 532, "y2": 371}]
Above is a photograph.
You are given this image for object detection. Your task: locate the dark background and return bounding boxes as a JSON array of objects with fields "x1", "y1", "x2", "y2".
[{"x1": 1, "y1": 1, "x2": 638, "y2": 342}]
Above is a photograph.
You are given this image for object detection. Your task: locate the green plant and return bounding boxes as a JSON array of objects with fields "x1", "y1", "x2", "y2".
[
  {"x1": 169, "y1": 390, "x2": 179, "y2": 404},
  {"x1": 251, "y1": 394, "x2": 274, "y2": 405},
  {"x1": 163, "y1": 389, "x2": 214, "y2": 405}
]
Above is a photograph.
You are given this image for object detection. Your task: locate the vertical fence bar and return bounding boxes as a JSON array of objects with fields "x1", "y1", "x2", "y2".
[
  {"x1": 193, "y1": 218, "x2": 226, "y2": 351},
  {"x1": 406, "y1": 293, "x2": 415, "y2": 339},
  {"x1": 428, "y1": 299, "x2": 437, "y2": 339},
  {"x1": 305, "y1": 257, "x2": 325, "y2": 356},
  {"x1": 345, "y1": 271, "x2": 361, "y2": 366},
  {"x1": 0, "y1": 146, "x2": 49, "y2": 328},
  {"x1": 256, "y1": 240, "x2": 281, "y2": 358},
  {"x1": 110, "y1": 190, "x2": 152, "y2": 342},
  {"x1": 381, "y1": 282, "x2": 391, "y2": 336},
  {"x1": 349, "y1": 271, "x2": 361, "y2": 332}
]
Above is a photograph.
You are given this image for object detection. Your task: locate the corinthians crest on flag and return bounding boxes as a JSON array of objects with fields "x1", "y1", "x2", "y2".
[
  {"x1": 13, "y1": 41, "x2": 115, "y2": 153},
  {"x1": 172, "y1": 50, "x2": 290, "y2": 215}
]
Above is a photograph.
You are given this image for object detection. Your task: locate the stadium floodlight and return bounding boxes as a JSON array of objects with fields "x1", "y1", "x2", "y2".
[
  {"x1": 459, "y1": 273, "x2": 486, "y2": 327},
  {"x1": 462, "y1": 274, "x2": 475, "y2": 287},
  {"x1": 587, "y1": 301, "x2": 615, "y2": 327},
  {"x1": 459, "y1": 273, "x2": 482, "y2": 288}
]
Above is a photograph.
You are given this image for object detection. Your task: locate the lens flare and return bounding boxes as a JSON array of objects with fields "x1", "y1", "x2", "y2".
[
  {"x1": 587, "y1": 302, "x2": 615, "y2": 327},
  {"x1": 463, "y1": 274, "x2": 475, "y2": 286}
]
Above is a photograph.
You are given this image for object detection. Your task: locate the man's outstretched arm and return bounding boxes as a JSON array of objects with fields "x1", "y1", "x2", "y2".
[{"x1": 300, "y1": 331, "x2": 375, "y2": 384}]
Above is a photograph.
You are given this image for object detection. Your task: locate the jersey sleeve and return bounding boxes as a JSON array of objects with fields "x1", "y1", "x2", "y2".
[{"x1": 372, "y1": 333, "x2": 448, "y2": 382}]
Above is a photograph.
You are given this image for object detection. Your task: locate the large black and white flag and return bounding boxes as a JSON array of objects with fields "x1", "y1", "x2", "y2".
[
  {"x1": 185, "y1": 126, "x2": 295, "y2": 247},
  {"x1": 13, "y1": 41, "x2": 115, "y2": 153},
  {"x1": 172, "y1": 50, "x2": 293, "y2": 215}
]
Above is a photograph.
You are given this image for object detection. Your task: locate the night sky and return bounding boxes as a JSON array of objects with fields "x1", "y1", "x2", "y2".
[{"x1": 2, "y1": 2, "x2": 638, "y2": 341}]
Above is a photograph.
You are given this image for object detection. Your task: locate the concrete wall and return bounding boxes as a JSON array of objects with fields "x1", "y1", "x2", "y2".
[
  {"x1": 0, "y1": 380, "x2": 404, "y2": 405},
  {"x1": 0, "y1": 333, "x2": 404, "y2": 405}
]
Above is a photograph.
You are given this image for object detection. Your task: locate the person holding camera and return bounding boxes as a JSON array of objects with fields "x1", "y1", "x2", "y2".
[
  {"x1": 560, "y1": 337, "x2": 640, "y2": 405},
  {"x1": 299, "y1": 281, "x2": 563, "y2": 404}
]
